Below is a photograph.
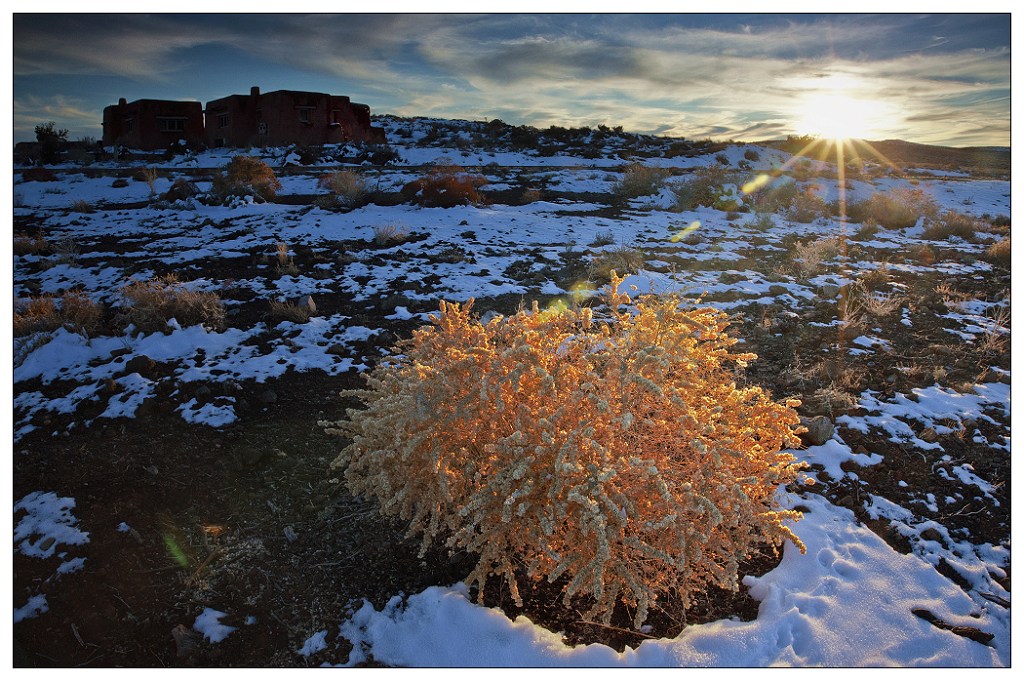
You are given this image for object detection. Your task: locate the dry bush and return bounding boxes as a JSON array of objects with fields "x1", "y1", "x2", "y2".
[
  {"x1": 746, "y1": 178, "x2": 799, "y2": 214},
  {"x1": 266, "y1": 298, "x2": 311, "y2": 324},
  {"x1": 921, "y1": 210, "x2": 980, "y2": 241},
  {"x1": 402, "y1": 160, "x2": 486, "y2": 208},
  {"x1": 671, "y1": 165, "x2": 738, "y2": 211},
  {"x1": 13, "y1": 233, "x2": 48, "y2": 255},
  {"x1": 612, "y1": 162, "x2": 671, "y2": 202},
  {"x1": 211, "y1": 156, "x2": 281, "y2": 201},
  {"x1": 327, "y1": 274, "x2": 807, "y2": 627},
  {"x1": 787, "y1": 188, "x2": 829, "y2": 223},
  {"x1": 589, "y1": 244, "x2": 645, "y2": 282},
  {"x1": 847, "y1": 188, "x2": 937, "y2": 229},
  {"x1": 164, "y1": 178, "x2": 200, "y2": 202},
  {"x1": 318, "y1": 170, "x2": 368, "y2": 209},
  {"x1": 22, "y1": 167, "x2": 58, "y2": 182},
  {"x1": 274, "y1": 242, "x2": 299, "y2": 275},
  {"x1": 372, "y1": 223, "x2": 410, "y2": 247},
  {"x1": 70, "y1": 199, "x2": 94, "y2": 213},
  {"x1": 118, "y1": 275, "x2": 225, "y2": 334},
  {"x1": 792, "y1": 236, "x2": 842, "y2": 277},
  {"x1": 14, "y1": 291, "x2": 103, "y2": 338},
  {"x1": 984, "y1": 238, "x2": 1011, "y2": 267}
]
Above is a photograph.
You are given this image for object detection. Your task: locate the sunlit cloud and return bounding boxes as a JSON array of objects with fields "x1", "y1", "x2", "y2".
[{"x1": 11, "y1": 14, "x2": 1010, "y2": 147}]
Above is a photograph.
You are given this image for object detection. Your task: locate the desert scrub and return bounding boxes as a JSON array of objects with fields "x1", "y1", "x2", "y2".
[
  {"x1": 211, "y1": 156, "x2": 281, "y2": 202},
  {"x1": 920, "y1": 209, "x2": 980, "y2": 241},
  {"x1": 984, "y1": 238, "x2": 1011, "y2": 267},
  {"x1": 846, "y1": 188, "x2": 937, "y2": 229},
  {"x1": 372, "y1": 223, "x2": 411, "y2": 247},
  {"x1": 792, "y1": 236, "x2": 842, "y2": 278},
  {"x1": 787, "y1": 187, "x2": 828, "y2": 224},
  {"x1": 118, "y1": 275, "x2": 225, "y2": 334},
  {"x1": 611, "y1": 162, "x2": 671, "y2": 202},
  {"x1": 13, "y1": 290, "x2": 103, "y2": 338},
  {"x1": 317, "y1": 169, "x2": 368, "y2": 209},
  {"x1": 327, "y1": 274, "x2": 807, "y2": 627},
  {"x1": 589, "y1": 244, "x2": 645, "y2": 282},
  {"x1": 671, "y1": 165, "x2": 737, "y2": 211},
  {"x1": 401, "y1": 160, "x2": 486, "y2": 208}
]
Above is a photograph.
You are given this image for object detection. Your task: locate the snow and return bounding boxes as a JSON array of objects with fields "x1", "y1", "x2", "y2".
[
  {"x1": 336, "y1": 496, "x2": 1005, "y2": 667},
  {"x1": 14, "y1": 491, "x2": 90, "y2": 559},
  {"x1": 13, "y1": 116, "x2": 1010, "y2": 666},
  {"x1": 193, "y1": 608, "x2": 237, "y2": 643}
]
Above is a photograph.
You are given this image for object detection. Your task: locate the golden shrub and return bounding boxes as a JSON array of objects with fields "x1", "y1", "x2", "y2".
[
  {"x1": 328, "y1": 274, "x2": 807, "y2": 627},
  {"x1": 212, "y1": 155, "x2": 281, "y2": 201}
]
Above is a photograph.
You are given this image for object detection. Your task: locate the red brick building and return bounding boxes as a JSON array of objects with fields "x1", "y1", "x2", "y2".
[
  {"x1": 102, "y1": 98, "x2": 205, "y2": 150},
  {"x1": 204, "y1": 86, "x2": 386, "y2": 148}
]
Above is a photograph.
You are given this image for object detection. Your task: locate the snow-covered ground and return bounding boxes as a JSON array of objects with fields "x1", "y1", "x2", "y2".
[{"x1": 12, "y1": 116, "x2": 1011, "y2": 666}]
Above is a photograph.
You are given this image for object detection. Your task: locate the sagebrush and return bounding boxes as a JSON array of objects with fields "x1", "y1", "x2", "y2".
[
  {"x1": 211, "y1": 156, "x2": 281, "y2": 201},
  {"x1": 328, "y1": 274, "x2": 807, "y2": 627},
  {"x1": 118, "y1": 275, "x2": 225, "y2": 333}
]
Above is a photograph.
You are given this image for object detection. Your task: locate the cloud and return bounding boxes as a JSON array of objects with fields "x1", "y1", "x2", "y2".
[{"x1": 11, "y1": 14, "x2": 1011, "y2": 147}]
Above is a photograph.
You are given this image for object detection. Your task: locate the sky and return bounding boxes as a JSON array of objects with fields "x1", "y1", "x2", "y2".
[{"x1": 8, "y1": 8, "x2": 1014, "y2": 147}]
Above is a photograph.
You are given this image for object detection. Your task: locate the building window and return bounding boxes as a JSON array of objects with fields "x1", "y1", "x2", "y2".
[
  {"x1": 297, "y1": 107, "x2": 313, "y2": 124},
  {"x1": 158, "y1": 117, "x2": 187, "y2": 132},
  {"x1": 124, "y1": 117, "x2": 135, "y2": 133},
  {"x1": 217, "y1": 113, "x2": 230, "y2": 128}
]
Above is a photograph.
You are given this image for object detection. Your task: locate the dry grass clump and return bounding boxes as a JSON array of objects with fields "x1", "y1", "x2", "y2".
[
  {"x1": 611, "y1": 162, "x2": 671, "y2": 202},
  {"x1": 266, "y1": 298, "x2": 311, "y2": 324},
  {"x1": 402, "y1": 160, "x2": 486, "y2": 208},
  {"x1": 22, "y1": 167, "x2": 58, "y2": 182},
  {"x1": 792, "y1": 236, "x2": 842, "y2": 277},
  {"x1": 847, "y1": 188, "x2": 938, "y2": 229},
  {"x1": 13, "y1": 233, "x2": 48, "y2": 256},
  {"x1": 787, "y1": 187, "x2": 829, "y2": 223},
  {"x1": 118, "y1": 275, "x2": 225, "y2": 334},
  {"x1": 921, "y1": 210, "x2": 980, "y2": 241},
  {"x1": 589, "y1": 244, "x2": 645, "y2": 282},
  {"x1": 70, "y1": 199, "x2": 95, "y2": 213},
  {"x1": 327, "y1": 274, "x2": 807, "y2": 628},
  {"x1": 672, "y1": 166, "x2": 737, "y2": 211},
  {"x1": 984, "y1": 238, "x2": 1011, "y2": 267},
  {"x1": 13, "y1": 291, "x2": 103, "y2": 338},
  {"x1": 211, "y1": 156, "x2": 281, "y2": 201},
  {"x1": 372, "y1": 223, "x2": 411, "y2": 247},
  {"x1": 318, "y1": 170, "x2": 368, "y2": 209}
]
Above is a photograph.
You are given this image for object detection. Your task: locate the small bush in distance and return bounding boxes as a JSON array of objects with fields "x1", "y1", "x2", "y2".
[
  {"x1": 846, "y1": 188, "x2": 937, "y2": 229},
  {"x1": 787, "y1": 187, "x2": 828, "y2": 224},
  {"x1": 611, "y1": 162, "x2": 671, "y2": 203},
  {"x1": 318, "y1": 169, "x2": 368, "y2": 209},
  {"x1": 921, "y1": 210, "x2": 979, "y2": 241},
  {"x1": 401, "y1": 160, "x2": 486, "y2": 208},
  {"x1": 22, "y1": 167, "x2": 58, "y2": 182},
  {"x1": 118, "y1": 275, "x2": 225, "y2": 334},
  {"x1": 672, "y1": 165, "x2": 736, "y2": 212},
  {"x1": 589, "y1": 244, "x2": 645, "y2": 282},
  {"x1": 328, "y1": 274, "x2": 807, "y2": 628},
  {"x1": 211, "y1": 156, "x2": 282, "y2": 202}
]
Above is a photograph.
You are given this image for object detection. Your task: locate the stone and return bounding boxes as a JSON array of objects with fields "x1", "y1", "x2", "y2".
[
  {"x1": 799, "y1": 415, "x2": 835, "y2": 447},
  {"x1": 818, "y1": 283, "x2": 842, "y2": 299},
  {"x1": 257, "y1": 389, "x2": 277, "y2": 405},
  {"x1": 124, "y1": 354, "x2": 156, "y2": 376}
]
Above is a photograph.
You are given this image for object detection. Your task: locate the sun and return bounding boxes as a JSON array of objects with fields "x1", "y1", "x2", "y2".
[{"x1": 790, "y1": 74, "x2": 892, "y2": 141}]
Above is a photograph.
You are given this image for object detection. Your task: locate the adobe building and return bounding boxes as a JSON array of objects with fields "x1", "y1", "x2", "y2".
[
  {"x1": 102, "y1": 98, "x2": 205, "y2": 150},
  {"x1": 204, "y1": 86, "x2": 386, "y2": 148}
]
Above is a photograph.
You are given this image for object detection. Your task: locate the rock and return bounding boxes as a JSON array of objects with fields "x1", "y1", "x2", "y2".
[
  {"x1": 171, "y1": 624, "x2": 202, "y2": 657},
  {"x1": 799, "y1": 415, "x2": 835, "y2": 447},
  {"x1": 818, "y1": 283, "x2": 841, "y2": 299},
  {"x1": 326, "y1": 343, "x2": 347, "y2": 356},
  {"x1": 257, "y1": 389, "x2": 277, "y2": 405},
  {"x1": 302, "y1": 295, "x2": 316, "y2": 314},
  {"x1": 194, "y1": 384, "x2": 212, "y2": 400},
  {"x1": 920, "y1": 528, "x2": 943, "y2": 543},
  {"x1": 124, "y1": 354, "x2": 156, "y2": 376}
]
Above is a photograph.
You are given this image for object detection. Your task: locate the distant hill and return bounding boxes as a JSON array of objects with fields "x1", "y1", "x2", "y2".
[{"x1": 763, "y1": 136, "x2": 1010, "y2": 178}]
